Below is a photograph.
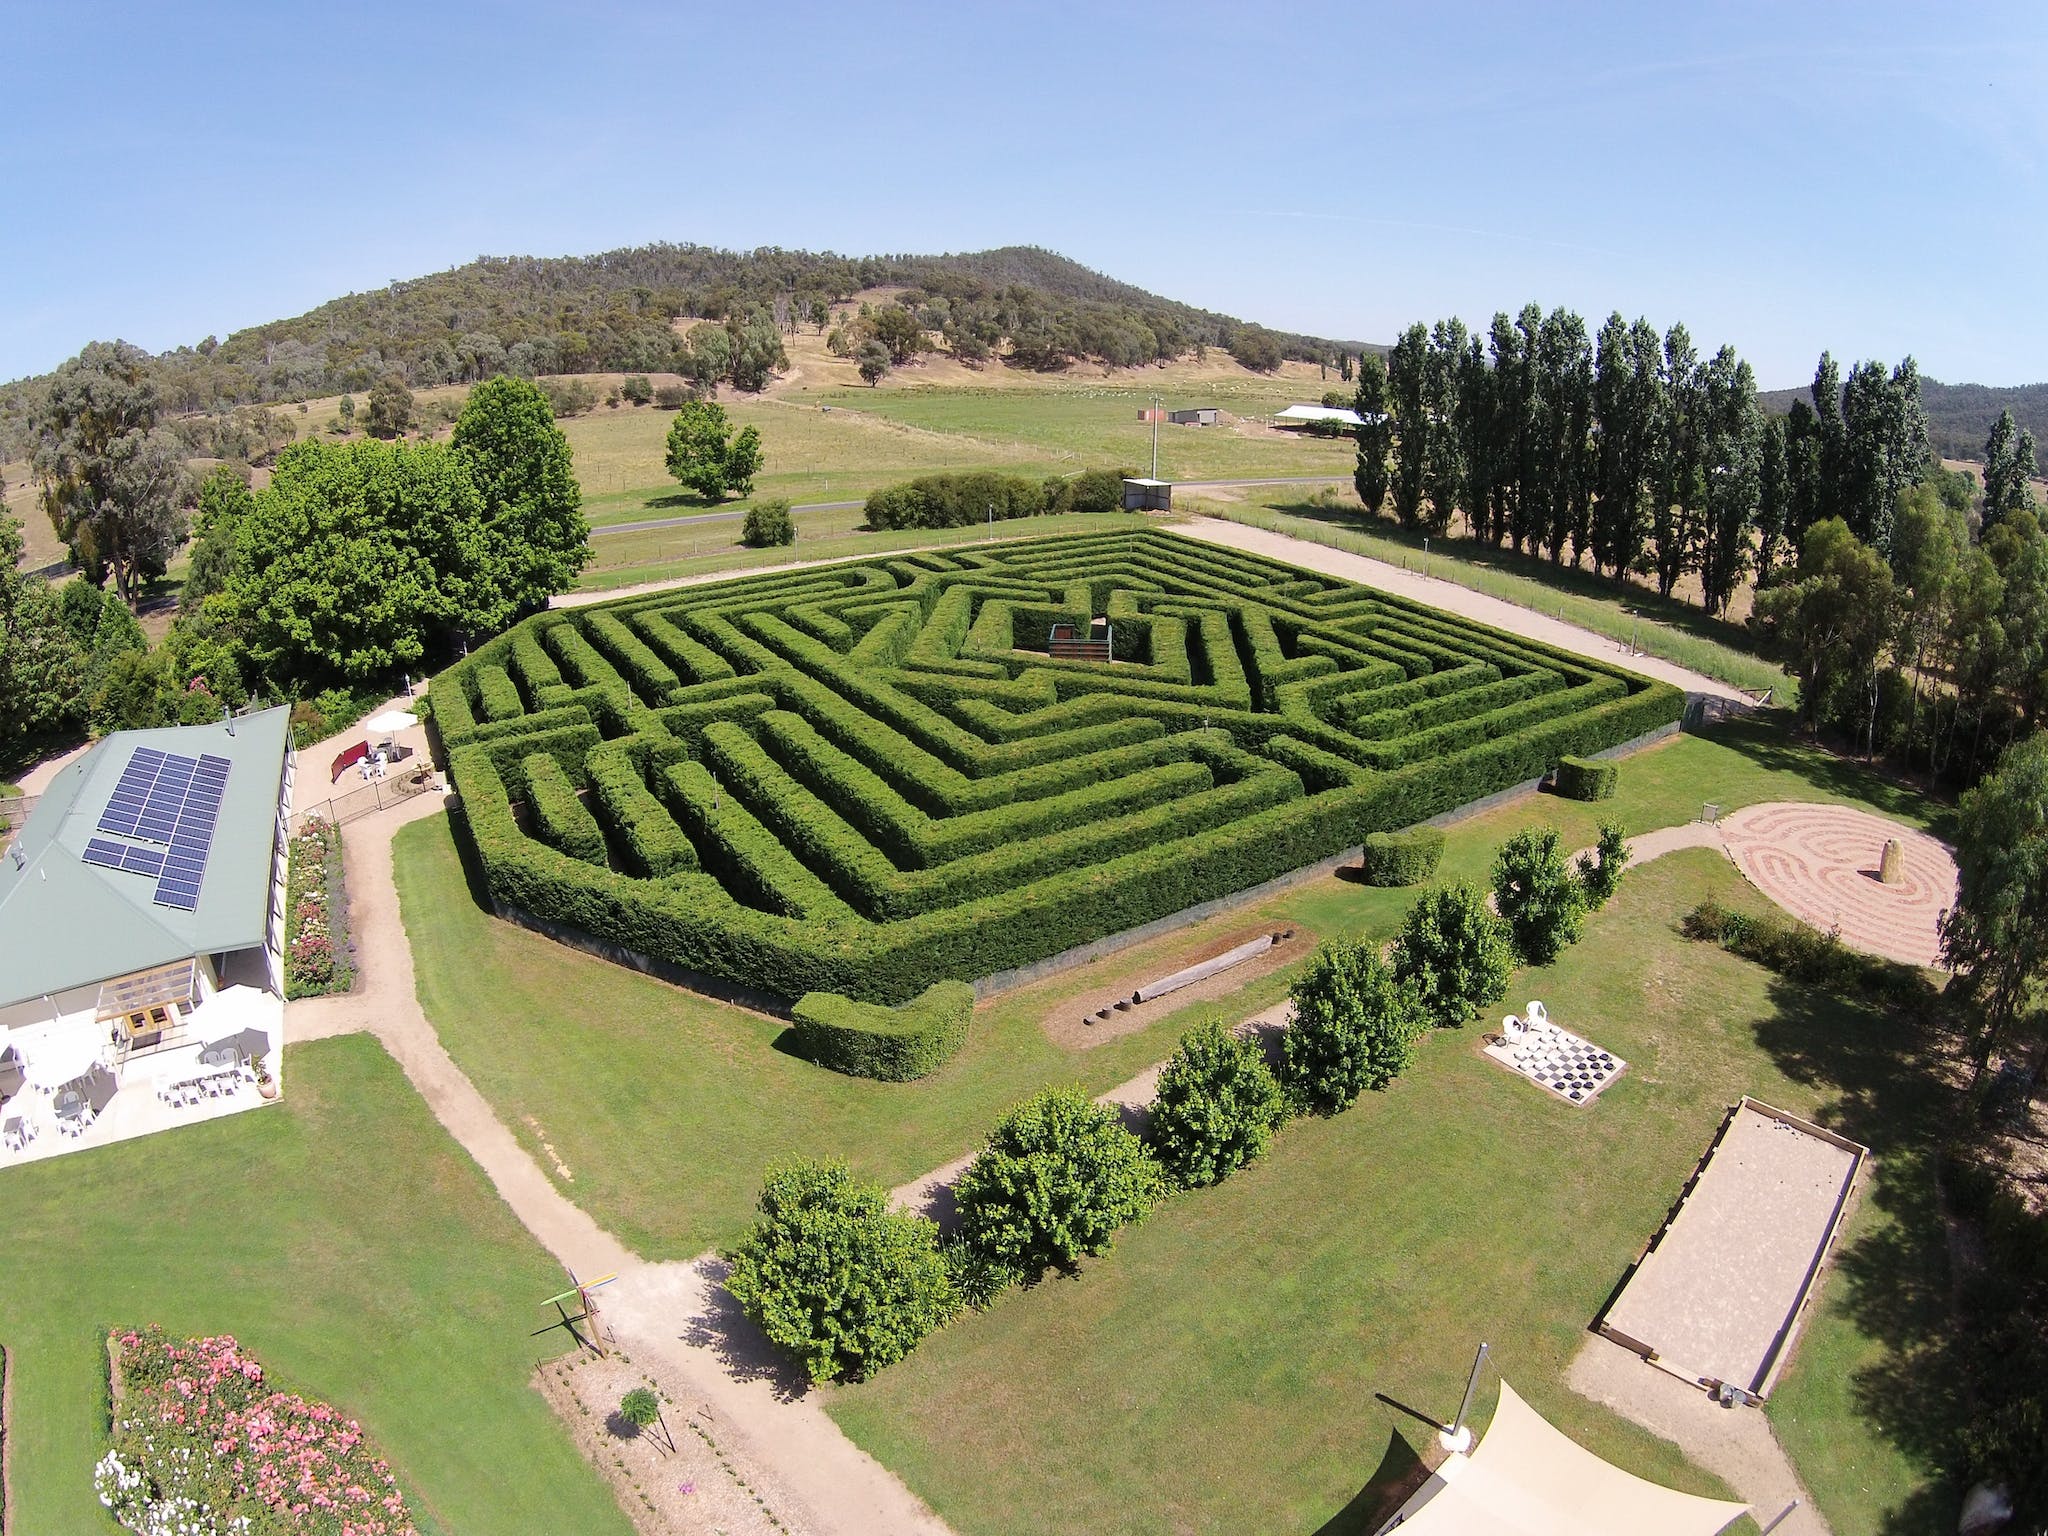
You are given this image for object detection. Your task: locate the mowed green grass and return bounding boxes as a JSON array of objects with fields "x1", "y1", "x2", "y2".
[
  {"x1": 0, "y1": 1035, "x2": 632, "y2": 1536},
  {"x1": 579, "y1": 509, "x2": 1164, "y2": 590},
  {"x1": 826, "y1": 847, "x2": 1948, "y2": 1535}
]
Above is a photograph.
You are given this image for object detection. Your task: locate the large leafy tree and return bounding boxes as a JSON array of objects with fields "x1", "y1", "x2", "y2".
[
  {"x1": 1146, "y1": 1021, "x2": 1286, "y2": 1188},
  {"x1": 1653, "y1": 323, "x2": 1702, "y2": 600},
  {"x1": 30, "y1": 341, "x2": 188, "y2": 605},
  {"x1": 452, "y1": 376, "x2": 590, "y2": 612},
  {"x1": 1840, "y1": 357, "x2": 1928, "y2": 560},
  {"x1": 226, "y1": 438, "x2": 488, "y2": 688},
  {"x1": 1754, "y1": 413, "x2": 1791, "y2": 582},
  {"x1": 1390, "y1": 881, "x2": 1515, "y2": 1026},
  {"x1": 1941, "y1": 731, "x2": 2048, "y2": 1084},
  {"x1": 1693, "y1": 347, "x2": 1762, "y2": 617},
  {"x1": 953, "y1": 1087, "x2": 1162, "y2": 1279},
  {"x1": 1752, "y1": 517, "x2": 1899, "y2": 739},
  {"x1": 1491, "y1": 827, "x2": 1588, "y2": 966},
  {"x1": 1420, "y1": 318, "x2": 1470, "y2": 538},
  {"x1": 0, "y1": 518, "x2": 87, "y2": 743},
  {"x1": 1351, "y1": 351, "x2": 1392, "y2": 515},
  {"x1": 1281, "y1": 938, "x2": 1427, "y2": 1113},
  {"x1": 664, "y1": 399, "x2": 763, "y2": 501},
  {"x1": 181, "y1": 468, "x2": 255, "y2": 609},
  {"x1": 721, "y1": 1160, "x2": 955, "y2": 1384},
  {"x1": 361, "y1": 373, "x2": 414, "y2": 439}
]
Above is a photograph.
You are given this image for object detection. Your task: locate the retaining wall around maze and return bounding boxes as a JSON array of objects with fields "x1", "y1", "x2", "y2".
[{"x1": 436, "y1": 528, "x2": 1684, "y2": 1003}]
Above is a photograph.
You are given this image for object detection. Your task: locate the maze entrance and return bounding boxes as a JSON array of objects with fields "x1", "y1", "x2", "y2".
[{"x1": 434, "y1": 529, "x2": 1682, "y2": 1003}]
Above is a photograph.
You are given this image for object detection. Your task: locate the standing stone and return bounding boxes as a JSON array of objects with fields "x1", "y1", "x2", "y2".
[{"x1": 1879, "y1": 838, "x2": 1904, "y2": 885}]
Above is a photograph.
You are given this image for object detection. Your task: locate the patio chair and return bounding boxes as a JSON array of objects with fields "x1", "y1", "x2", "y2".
[
  {"x1": 1525, "y1": 1001, "x2": 1549, "y2": 1026},
  {"x1": 2, "y1": 1115, "x2": 31, "y2": 1152}
]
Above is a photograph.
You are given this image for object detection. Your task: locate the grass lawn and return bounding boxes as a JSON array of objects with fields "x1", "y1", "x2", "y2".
[
  {"x1": 394, "y1": 711, "x2": 1954, "y2": 1532},
  {"x1": 823, "y1": 846, "x2": 1951, "y2": 1535},
  {"x1": 577, "y1": 508, "x2": 1165, "y2": 591},
  {"x1": 0, "y1": 1035, "x2": 632, "y2": 1536},
  {"x1": 1198, "y1": 493, "x2": 1792, "y2": 700}
]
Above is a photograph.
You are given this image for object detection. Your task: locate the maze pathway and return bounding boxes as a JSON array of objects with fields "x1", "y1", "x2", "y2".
[
  {"x1": 1719, "y1": 803, "x2": 1956, "y2": 969},
  {"x1": 434, "y1": 529, "x2": 1681, "y2": 1001}
]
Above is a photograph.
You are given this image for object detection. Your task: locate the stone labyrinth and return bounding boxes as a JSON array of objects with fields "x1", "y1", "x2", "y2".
[
  {"x1": 1719, "y1": 802, "x2": 1957, "y2": 969},
  {"x1": 435, "y1": 529, "x2": 1680, "y2": 1002}
]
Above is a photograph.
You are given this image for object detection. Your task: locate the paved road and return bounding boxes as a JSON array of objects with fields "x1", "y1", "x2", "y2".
[{"x1": 590, "y1": 475, "x2": 1346, "y2": 539}]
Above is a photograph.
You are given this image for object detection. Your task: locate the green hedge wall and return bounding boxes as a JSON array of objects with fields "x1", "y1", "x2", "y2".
[
  {"x1": 1553, "y1": 755, "x2": 1619, "y2": 800},
  {"x1": 1360, "y1": 827, "x2": 1446, "y2": 886},
  {"x1": 788, "y1": 981, "x2": 975, "y2": 1081},
  {"x1": 522, "y1": 753, "x2": 607, "y2": 866}
]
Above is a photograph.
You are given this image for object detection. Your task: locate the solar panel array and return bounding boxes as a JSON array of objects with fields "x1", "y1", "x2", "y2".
[{"x1": 88, "y1": 748, "x2": 232, "y2": 912}]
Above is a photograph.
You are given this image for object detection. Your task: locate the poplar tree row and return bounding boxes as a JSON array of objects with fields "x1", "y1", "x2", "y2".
[{"x1": 1351, "y1": 305, "x2": 1931, "y2": 614}]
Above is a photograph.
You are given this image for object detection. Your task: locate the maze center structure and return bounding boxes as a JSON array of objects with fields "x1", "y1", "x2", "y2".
[{"x1": 435, "y1": 530, "x2": 1683, "y2": 1002}]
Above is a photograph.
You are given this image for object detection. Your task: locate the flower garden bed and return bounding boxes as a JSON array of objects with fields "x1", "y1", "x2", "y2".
[
  {"x1": 97, "y1": 1325, "x2": 416, "y2": 1535},
  {"x1": 285, "y1": 817, "x2": 354, "y2": 1000}
]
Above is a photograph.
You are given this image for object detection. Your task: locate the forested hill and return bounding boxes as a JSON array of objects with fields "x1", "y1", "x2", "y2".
[
  {"x1": 0, "y1": 243, "x2": 1353, "y2": 420},
  {"x1": 1762, "y1": 377, "x2": 2048, "y2": 461}
]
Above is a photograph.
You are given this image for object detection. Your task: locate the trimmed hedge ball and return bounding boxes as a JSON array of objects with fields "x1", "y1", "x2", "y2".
[
  {"x1": 1553, "y1": 755, "x2": 1618, "y2": 801},
  {"x1": 1359, "y1": 826, "x2": 1446, "y2": 887},
  {"x1": 789, "y1": 980, "x2": 975, "y2": 1081}
]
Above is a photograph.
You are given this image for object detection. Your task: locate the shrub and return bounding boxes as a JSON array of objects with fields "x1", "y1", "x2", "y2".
[
  {"x1": 1681, "y1": 898, "x2": 1938, "y2": 1015},
  {"x1": 1577, "y1": 821, "x2": 1630, "y2": 909},
  {"x1": 621, "y1": 374, "x2": 654, "y2": 405},
  {"x1": 862, "y1": 471, "x2": 1049, "y2": 530},
  {"x1": 618, "y1": 1387, "x2": 665, "y2": 1444},
  {"x1": 1281, "y1": 938, "x2": 1427, "y2": 1113},
  {"x1": 1554, "y1": 754, "x2": 1618, "y2": 800},
  {"x1": 1359, "y1": 825, "x2": 1445, "y2": 886},
  {"x1": 1391, "y1": 882, "x2": 1515, "y2": 1027},
  {"x1": 722, "y1": 1160, "x2": 955, "y2": 1383},
  {"x1": 789, "y1": 981, "x2": 973, "y2": 1081},
  {"x1": 539, "y1": 376, "x2": 599, "y2": 418},
  {"x1": 1492, "y1": 826, "x2": 1587, "y2": 966},
  {"x1": 954, "y1": 1087, "x2": 1163, "y2": 1280},
  {"x1": 1146, "y1": 1020, "x2": 1286, "y2": 1188},
  {"x1": 742, "y1": 498, "x2": 796, "y2": 548},
  {"x1": 653, "y1": 382, "x2": 694, "y2": 410},
  {"x1": 1045, "y1": 467, "x2": 1132, "y2": 516}
]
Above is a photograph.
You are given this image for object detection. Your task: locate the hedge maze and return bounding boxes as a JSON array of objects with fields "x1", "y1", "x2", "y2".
[{"x1": 435, "y1": 530, "x2": 1682, "y2": 1003}]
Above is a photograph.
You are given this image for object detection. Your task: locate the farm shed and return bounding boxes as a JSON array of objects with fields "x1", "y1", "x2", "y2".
[
  {"x1": 1169, "y1": 407, "x2": 1219, "y2": 426},
  {"x1": 1120, "y1": 477, "x2": 1173, "y2": 511}
]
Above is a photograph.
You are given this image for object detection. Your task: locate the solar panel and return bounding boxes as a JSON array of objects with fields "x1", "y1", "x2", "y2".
[{"x1": 85, "y1": 743, "x2": 235, "y2": 911}]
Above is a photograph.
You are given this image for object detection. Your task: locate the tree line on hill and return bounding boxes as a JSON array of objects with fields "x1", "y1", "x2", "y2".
[
  {"x1": 0, "y1": 244, "x2": 1352, "y2": 456},
  {"x1": 1, "y1": 344, "x2": 589, "y2": 751},
  {"x1": 1348, "y1": 302, "x2": 2048, "y2": 789}
]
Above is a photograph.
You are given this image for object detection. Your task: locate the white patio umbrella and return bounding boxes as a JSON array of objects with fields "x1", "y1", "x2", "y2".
[
  {"x1": 190, "y1": 987, "x2": 279, "y2": 1058},
  {"x1": 18, "y1": 1031, "x2": 105, "y2": 1092},
  {"x1": 365, "y1": 708, "x2": 420, "y2": 736}
]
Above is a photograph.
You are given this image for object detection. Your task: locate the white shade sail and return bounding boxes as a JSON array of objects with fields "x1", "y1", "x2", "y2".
[{"x1": 1379, "y1": 1383, "x2": 1747, "y2": 1536}]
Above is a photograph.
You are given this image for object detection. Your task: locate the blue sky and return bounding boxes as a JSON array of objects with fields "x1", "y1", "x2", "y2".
[{"x1": 5, "y1": 1, "x2": 2045, "y2": 389}]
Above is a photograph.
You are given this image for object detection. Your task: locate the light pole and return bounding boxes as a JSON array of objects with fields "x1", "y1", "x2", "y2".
[
  {"x1": 1422, "y1": 536, "x2": 1430, "y2": 580},
  {"x1": 1439, "y1": 1341, "x2": 1489, "y2": 1453}
]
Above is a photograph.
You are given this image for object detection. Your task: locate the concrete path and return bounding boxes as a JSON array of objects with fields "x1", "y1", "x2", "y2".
[
  {"x1": 1177, "y1": 515, "x2": 1750, "y2": 704},
  {"x1": 284, "y1": 793, "x2": 950, "y2": 1536}
]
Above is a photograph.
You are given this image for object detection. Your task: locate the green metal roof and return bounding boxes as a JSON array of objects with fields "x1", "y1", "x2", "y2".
[{"x1": 0, "y1": 707, "x2": 292, "y2": 1009}]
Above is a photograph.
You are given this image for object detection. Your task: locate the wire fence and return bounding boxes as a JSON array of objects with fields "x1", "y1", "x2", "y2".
[{"x1": 289, "y1": 771, "x2": 439, "y2": 835}]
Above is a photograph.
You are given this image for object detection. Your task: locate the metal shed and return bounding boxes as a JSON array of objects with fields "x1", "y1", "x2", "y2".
[{"x1": 1120, "y1": 477, "x2": 1173, "y2": 511}]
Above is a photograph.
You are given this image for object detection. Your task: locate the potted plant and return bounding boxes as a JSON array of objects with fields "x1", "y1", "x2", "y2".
[{"x1": 253, "y1": 1054, "x2": 278, "y2": 1100}]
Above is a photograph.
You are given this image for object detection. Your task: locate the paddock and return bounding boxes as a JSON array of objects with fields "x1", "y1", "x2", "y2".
[{"x1": 1597, "y1": 1098, "x2": 1866, "y2": 1399}]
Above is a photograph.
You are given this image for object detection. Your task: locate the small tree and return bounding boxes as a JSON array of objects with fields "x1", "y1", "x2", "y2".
[
  {"x1": 954, "y1": 1087, "x2": 1163, "y2": 1281},
  {"x1": 337, "y1": 394, "x2": 355, "y2": 432},
  {"x1": 617, "y1": 1387, "x2": 672, "y2": 1450},
  {"x1": 722, "y1": 1160, "x2": 955, "y2": 1384},
  {"x1": 362, "y1": 373, "x2": 413, "y2": 438},
  {"x1": 857, "y1": 341, "x2": 891, "y2": 386},
  {"x1": 1390, "y1": 882, "x2": 1515, "y2": 1027},
  {"x1": 1577, "y1": 822, "x2": 1631, "y2": 910},
  {"x1": 621, "y1": 374, "x2": 653, "y2": 406},
  {"x1": 1281, "y1": 938, "x2": 1427, "y2": 1114},
  {"x1": 741, "y1": 498, "x2": 795, "y2": 548},
  {"x1": 1492, "y1": 827, "x2": 1587, "y2": 966},
  {"x1": 1147, "y1": 1021, "x2": 1285, "y2": 1188},
  {"x1": 664, "y1": 400, "x2": 763, "y2": 501}
]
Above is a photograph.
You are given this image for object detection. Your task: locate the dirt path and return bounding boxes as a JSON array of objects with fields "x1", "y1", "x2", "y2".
[
  {"x1": 1569, "y1": 1335, "x2": 1826, "y2": 1535},
  {"x1": 1177, "y1": 515, "x2": 1750, "y2": 704},
  {"x1": 283, "y1": 796, "x2": 950, "y2": 1536}
]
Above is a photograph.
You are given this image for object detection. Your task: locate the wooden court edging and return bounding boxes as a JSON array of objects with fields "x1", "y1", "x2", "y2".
[{"x1": 1745, "y1": 1096, "x2": 1869, "y2": 1399}]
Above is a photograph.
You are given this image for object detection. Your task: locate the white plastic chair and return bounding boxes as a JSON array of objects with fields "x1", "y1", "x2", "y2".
[{"x1": 1525, "y1": 1001, "x2": 1549, "y2": 1026}]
